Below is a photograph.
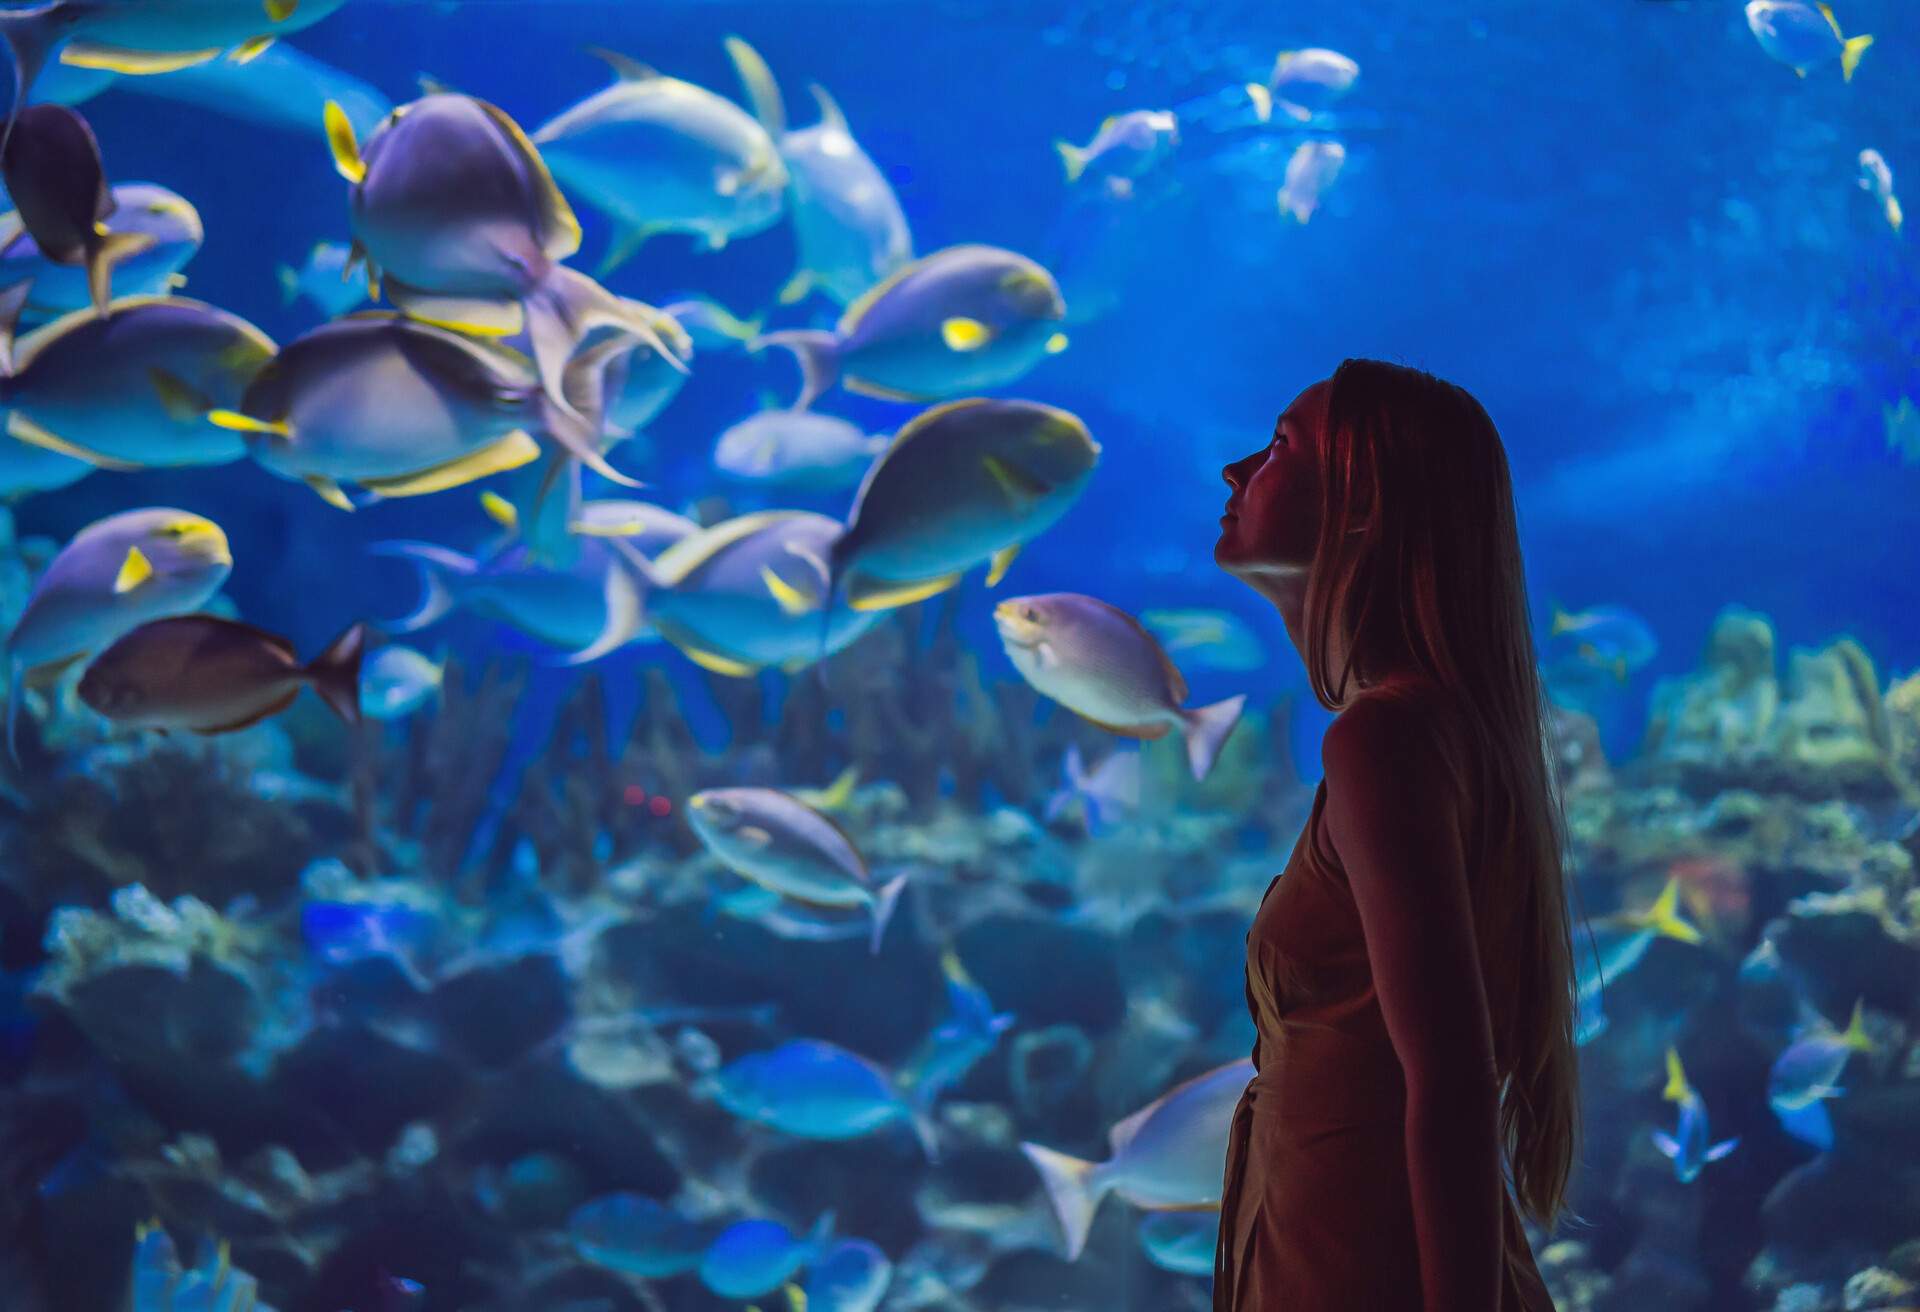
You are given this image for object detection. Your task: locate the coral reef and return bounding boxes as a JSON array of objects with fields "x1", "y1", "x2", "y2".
[{"x1": 0, "y1": 596, "x2": 1916, "y2": 1310}]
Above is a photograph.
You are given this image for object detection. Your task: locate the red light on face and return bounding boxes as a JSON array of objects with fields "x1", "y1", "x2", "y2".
[
  {"x1": 623, "y1": 785, "x2": 648, "y2": 806},
  {"x1": 648, "y1": 795, "x2": 672, "y2": 817}
]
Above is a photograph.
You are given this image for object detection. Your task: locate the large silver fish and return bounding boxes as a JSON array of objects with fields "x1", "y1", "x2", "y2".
[
  {"x1": 606, "y1": 510, "x2": 881, "y2": 675},
  {"x1": 2, "y1": 181, "x2": 201, "y2": 322},
  {"x1": 685, "y1": 786, "x2": 907, "y2": 954},
  {"x1": 827, "y1": 398, "x2": 1098, "y2": 612},
  {"x1": 0, "y1": 103, "x2": 154, "y2": 314},
  {"x1": 755, "y1": 244, "x2": 1068, "y2": 409},
  {"x1": 324, "y1": 90, "x2": 683, "y2": 415},
  {"x1": 0, "y1": 0, "x2": 352, "y2": 139},
  {"x1": 1020, "y1": 1058, "x2": 1253, "y2": 1261},
  {"x1": 0, "y1": 290, "x2": 274, "y2": 470},
  {"x1": 994, "y1": 592, "x2": 1246, "y2": 781},
  {"x1": 724, "y1": 37, "x2": 910, "y2": 308},
  {"x1": 531, "y1": 46, "x2": 787, "y2": 275},
  {"x1": 209, "y1": 312, "x2": 639, "y2": 510},
  {"x1": 78, "y1": 614, "x2": 364, "y2": 735},
  {"x1": 5, "y1": 506, "x2": 229, "y2": 755}
]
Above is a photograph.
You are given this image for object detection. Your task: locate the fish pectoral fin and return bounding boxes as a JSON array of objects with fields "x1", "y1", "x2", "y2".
[
  {"x1": 114, "y1": 546, "x2": 154, "y2": 594},
  {"x1": 478, "y1": 489, "x2": 519, "y2": 530},
  {"x1": 941, "y1": 316, "x2": 994, "y2": 352},
  {"x1": 207, "y1": 409, "x2": 290, "y2": 438},
  {"x1": 324, "y1": 100, "x2": 367, "y2": 184},
  {"x1": 228, "y1": 34, "x2": 275, "y2": 63},
  {"x1": 60, "y1": 42, "x2": 222, "y2": 74},
  {"x1": 985, "y1": 543, "x2": 1020, "y2": 587},
  {"x1": 675, "y1": 642, "x2": 760, "y2": 677},
  {"x1": 760, "y1": 565, "x2": 820, "y2": 616},
  {"x1": 982, "y1": 454, "x2": 1050, "y2": 506},
  {"x1": 265, "y1": 0, "x2": 298, "y2": 20},
  {"x1": 304, "y1": 475, "x2": 355, "y2": 511},
  {"x1": 358, "y1": 431, "x2": 542, "y2": 498},
  {"x1": 846, "y1": 573, "x2": 962, "y2": 612},
  {"x1": 148, "y1": 368, "x2": 214, "y2": 423},
  {"x1": 5, "y1": 412, "x2": 140, "y2": 469}
]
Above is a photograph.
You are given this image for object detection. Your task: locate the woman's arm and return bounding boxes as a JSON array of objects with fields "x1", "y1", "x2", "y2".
[{"x1": 1321, "y1": 694, "x2": 1502, "y2": 1312}]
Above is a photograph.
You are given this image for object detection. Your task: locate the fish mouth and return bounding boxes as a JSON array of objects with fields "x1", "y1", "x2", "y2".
[{"x1": 992, "y1": 602, "x2": 1044, "y2": 648}]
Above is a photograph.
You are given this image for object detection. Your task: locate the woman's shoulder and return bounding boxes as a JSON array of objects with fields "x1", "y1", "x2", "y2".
[{"x1": 1322, "y1": 677, "x2": 1475, "y2": 808}]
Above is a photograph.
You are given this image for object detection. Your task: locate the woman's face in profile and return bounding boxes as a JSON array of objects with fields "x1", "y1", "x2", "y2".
[{"x1": 1215, "y1": 377, "x2": 1330, "y2": 574}]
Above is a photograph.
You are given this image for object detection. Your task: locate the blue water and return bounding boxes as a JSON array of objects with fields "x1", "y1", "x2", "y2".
[{"x1": 2, "y1": 1, "x2": 1917, "y2": 1309}]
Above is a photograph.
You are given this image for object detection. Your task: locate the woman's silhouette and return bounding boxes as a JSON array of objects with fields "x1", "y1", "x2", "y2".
[{"x1": 1211, "y1": 359, "x2": 1577, "y2": 1311}]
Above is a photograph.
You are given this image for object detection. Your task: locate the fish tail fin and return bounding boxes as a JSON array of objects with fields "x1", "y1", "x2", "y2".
[
  {"x1": 0, "y1": 278, "x2": 32, "y2": 378},
  {"x1": 0, "y1": 4, "x2": 64, "y2": 155},
  {"x1": 276, "y1": 263, "x2": 300, "y2": 306},
  {"x1": 1841, "y1": 32, "x2": 1872, "y2": 82},
  {"x1": 1841, "y1": 996, "x2": 1872, "y2": 1050},
  {"x1": 308, "y1": 622, "x2": 367, "y2": 727},
  {"x1": 751, "y1": 329, "x2": 839, "y2": 411},
  {"x1": 1178, "y1": 693, "x2": 1246, "y2": 781},
  {"x1": 86, "y1": 231, "x2": 158, "y2": 317},
  {"x1": 1645, "y1": 876, "x2": 1703, "y2": 944},
  {"x1": 867, "y1": 869, "x2": 908, "y2": 956},
  {"x1": 1661, "y1": 1046, "x2": 1689, "y2": 1102},
  {"x1": 1054, "y1": 139, "x2": 1087, "y2": 183},
  {"x1": 366, "y1": 541, "x2": 476, "y2": 631},
  {"x1": 1018, "y1": 1141, "x2": 1103, "y2": 1261}
]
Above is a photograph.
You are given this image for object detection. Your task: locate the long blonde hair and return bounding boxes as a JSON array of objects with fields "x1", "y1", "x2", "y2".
[{"x1": 1306, "y1": 357, "x2": 1582, "y2": 1230}]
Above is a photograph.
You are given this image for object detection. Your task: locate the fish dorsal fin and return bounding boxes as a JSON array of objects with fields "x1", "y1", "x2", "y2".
[
  {"x1": 724, "y1": 35, "x2": 787, "y2": 137},
  {"x1": 807, "y1": 82, "x2": 848, "y2": 135},
  {"x1": 469, "y1": 98, "x2": 583, "y2": 260},
  {"x1": 648, "y1": 510, "x2": 806, "y2": 586},
  {"x1": 584, "y1": 46, "x2": 660, "y2": 83}
]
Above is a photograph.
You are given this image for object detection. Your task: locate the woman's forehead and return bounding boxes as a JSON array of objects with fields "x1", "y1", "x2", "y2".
[{"x1": 1278, "y1": 377, "x2": 1334, "y2": 429}]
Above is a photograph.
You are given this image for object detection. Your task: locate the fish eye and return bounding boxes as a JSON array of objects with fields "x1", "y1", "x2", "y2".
[{"x1": 1022, "y1": 607, "x2": 1039, "y2": 621}]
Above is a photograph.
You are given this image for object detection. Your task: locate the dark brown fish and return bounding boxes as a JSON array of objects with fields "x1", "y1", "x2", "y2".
[
  {"x1": 78, "y1": 614, "x2": 364, "y2": 735},
  {"x1": 0, "y1": 104, "x2": 155, "y2": 314}
]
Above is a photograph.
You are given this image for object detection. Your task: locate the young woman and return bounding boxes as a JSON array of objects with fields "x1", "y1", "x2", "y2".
[{"x1": 1211, "y1": 358, "x2": 1578, "y2": 1310}]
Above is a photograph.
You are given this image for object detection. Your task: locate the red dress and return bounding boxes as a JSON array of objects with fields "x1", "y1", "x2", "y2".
[{"x1": 1212, "y1": 775, "x2": 1556, "y2": 1311}]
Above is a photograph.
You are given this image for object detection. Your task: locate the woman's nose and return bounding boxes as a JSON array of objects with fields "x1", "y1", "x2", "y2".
[{"x1": 1223, "y1": 451, "x2": 1258, "y2": 489}]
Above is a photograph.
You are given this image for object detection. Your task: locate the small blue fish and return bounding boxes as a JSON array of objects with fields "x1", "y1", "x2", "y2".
[
  {"x1": 713, "y1": 406, "x2": 887, "y2": 491},
  {"x1": 896, "y1": 949, "x2": 1016, "y2": 1103},
  {"x1": 1137, "y1": 1210, "x2": 1219, "y2": 1276},
  {"x1": 277, "y1": 240, "x2": 368, "y2": 319},
  {"x1": 700, "y1": 1038, "x2": 939, "y2": 1157},
  {"x1": 699, "y1": 1213, "x2": 834, "y2": 1301},
  {"x1": 1745, "y1": 1, "x2": 1872, "y2": 80},
  {"x1": 1650, "y1": 1047, "x2": 1739, "y2": 1183},
  {"x1": 1054, "y1": 110, "x2": 1179, "y2": 194},
  {"x1": 1139, "y1": 607, "x2": 1267, "y2": 672},
  {"x1": 1549, "y1": 602, "x2": 1658, "y2": 682},
  {"x1": 1575, "y1": 876, "x2": 1701, "y2": 1045},
  {"x1": 569, "y1": 1192, "x2": 711, "y2": 1278},
  {"x1": 1044, "y1": 743, "x2": 1141, "y2": 833},
  {"x1": 805, "y1": 1238, "x2": 894, "y2": 1312},
  {"x1": 1768, "y1": 997, "x2": 1872, "y2": 1149},
  {"x1": 359, "y1": 644, "x2": 444, "y2": 720}
]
